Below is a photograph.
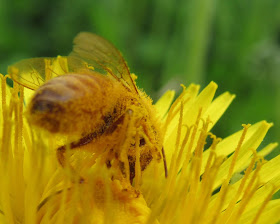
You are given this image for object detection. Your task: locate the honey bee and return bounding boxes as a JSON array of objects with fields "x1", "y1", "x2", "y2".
[{"x1": 8, "y1": 32, "x2": 167, "y2": 182}]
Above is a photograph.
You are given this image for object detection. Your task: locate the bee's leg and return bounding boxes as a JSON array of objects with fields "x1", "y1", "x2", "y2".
[
  {"x1": 56, "y1": 145, "x2": 85, "y2": 183},
  {"x1": 139, "y1": 122, "x2": 168, "y2": 178},
  {"x1": 162, "y1": 147, "x2": 168, "y2": 178},
  {"x1": 57, "y1": 145, "x2": 66, "y2": 167},
  {"x1": 115, "y1": 109, "x2": 137, "y2": 183}
]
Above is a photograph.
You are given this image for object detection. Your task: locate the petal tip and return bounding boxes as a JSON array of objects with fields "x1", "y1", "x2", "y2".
[
  {"x1": 262, "y1": 120, "x2": 274, "y2": 128},
  {"x1": 209, "y1": 81, "x2": 218, "y2": 89}
]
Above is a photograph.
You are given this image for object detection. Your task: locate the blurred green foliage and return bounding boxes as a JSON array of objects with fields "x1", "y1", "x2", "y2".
[{"x1": 0, "y1": 0, "x2": 280, "y2": 157}]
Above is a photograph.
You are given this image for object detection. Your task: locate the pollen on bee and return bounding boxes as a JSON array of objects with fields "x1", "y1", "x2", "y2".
[{"x1": 10, "y1": 32, "x2": 166, "y2": 188}]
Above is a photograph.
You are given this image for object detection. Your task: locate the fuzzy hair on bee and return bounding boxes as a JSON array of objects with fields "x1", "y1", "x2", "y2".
[{"x1": 8, "y1": 32, "x2": 168, "y2": 184}]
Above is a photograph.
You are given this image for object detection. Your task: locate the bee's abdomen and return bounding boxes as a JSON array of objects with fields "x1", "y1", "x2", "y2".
[{"x1": 28, "y1": 72, "x2": 127, "y2": 134}]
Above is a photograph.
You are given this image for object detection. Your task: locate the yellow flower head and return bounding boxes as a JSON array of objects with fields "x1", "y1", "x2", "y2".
[{"x1": 1, "y1": 33, "x2": 280, "y2": 224}]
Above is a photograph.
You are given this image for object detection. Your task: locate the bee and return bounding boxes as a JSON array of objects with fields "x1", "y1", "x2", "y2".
[{"x1": 8, "y1": 32, "x2": 167, "y2": 183}]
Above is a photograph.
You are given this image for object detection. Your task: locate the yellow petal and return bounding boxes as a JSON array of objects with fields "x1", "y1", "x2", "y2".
[
  {"x1": 210, "y1": 148, "x2": 280, "y2": 215},
  {"x1": 204, "y1": 91, "x2": 235, "y2": 130},
  {"x1": 164, "y1": 82, "x2": 235, "y2": 173},
  {"x1": 155, "y1": 90, "x2": 175, "y2": 120},
  {"x1": 201, "y1": 121, "x2": 271, "y2": 175},
  {"x1": 239, "y1": 199, "x2": 280, "y2": 224},
  {"x1": 257, "y1": 142, "x2": 278, "y2": 158},
  {"x1": 23, "y1": 87, "x2": 35, "y2": 107},
  {"x1": 212, "y1": 121, "x2": 272, "y2": 189}
]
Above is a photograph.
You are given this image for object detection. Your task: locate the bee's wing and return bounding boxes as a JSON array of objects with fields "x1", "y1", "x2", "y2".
[
  {"x1": 69, "y1": 32, "x2": 138, "y2": 94},
  {"x1": 8, "y1": 56, "x2": 86, "y2": 90},
  {"x1": 8, "y1": 57, "x2": 51, "y2": 90}
]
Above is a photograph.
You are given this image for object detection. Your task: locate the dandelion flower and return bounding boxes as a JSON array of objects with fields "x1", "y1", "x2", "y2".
[{"x1": 1, "y1": 33, "x2": 280, "y2": 224}]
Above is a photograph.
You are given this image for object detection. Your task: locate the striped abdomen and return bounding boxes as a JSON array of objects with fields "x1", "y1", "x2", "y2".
[{"x1": 28, "y1": 72, "x2": 129, "y2": 135}]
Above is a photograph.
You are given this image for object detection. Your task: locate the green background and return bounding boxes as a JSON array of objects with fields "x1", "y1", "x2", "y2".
[{"x1": 0, "y1": 0, "x2": 280, "y2": 159}]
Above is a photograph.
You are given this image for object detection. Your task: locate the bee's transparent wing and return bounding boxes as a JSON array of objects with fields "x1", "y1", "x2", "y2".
[
  {"x1": 8, "y1": 56, "x2": 86, "y2": 90},
  {"x1": 69, "y1": 32, "x2": 138, "y2": 93},
  {"x1": 8, "y1": 32, "x2": 137, "y2": 92}
]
